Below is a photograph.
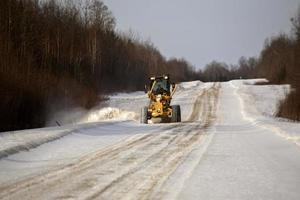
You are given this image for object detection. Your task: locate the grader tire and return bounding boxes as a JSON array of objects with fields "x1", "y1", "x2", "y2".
[
  {"x1": 140, "y1": 106, "x2": 148, "y2": 124},
  {"x1": 171, "y1": 105, "x2": 181, "y2": 123}
]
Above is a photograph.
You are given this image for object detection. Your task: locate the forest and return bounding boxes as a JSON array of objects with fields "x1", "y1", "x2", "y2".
[
  {"x1": 255, "y1": 11, "x2": 300, "y2": 121},
  {"x1": 0, "y1": 0, "x2": 198, "y2": 131},
  {"x1": 0, "y1": 0, "x2": 299, "y2": 131}
]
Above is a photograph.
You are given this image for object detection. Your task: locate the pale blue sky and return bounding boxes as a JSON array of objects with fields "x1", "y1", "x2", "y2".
[{"x1": 103, "y1": 0, "x2": 300, "y2": 68}]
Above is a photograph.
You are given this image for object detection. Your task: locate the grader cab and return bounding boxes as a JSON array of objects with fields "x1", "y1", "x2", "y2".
[{"x1": 140, "y1": 75, "x2": 181, "y2": 124}]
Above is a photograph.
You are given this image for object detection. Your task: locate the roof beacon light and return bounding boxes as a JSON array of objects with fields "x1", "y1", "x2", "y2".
[
  {"x1": 164, "y1": 75, "x2": 169, "y2": 80},
  {"x1": 150, "y1": 77, "x2": 155, "y2": 80}
]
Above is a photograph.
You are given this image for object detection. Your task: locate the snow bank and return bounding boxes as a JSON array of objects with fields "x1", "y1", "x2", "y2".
[
  {"x1": 177, "y1": 81, "x2": 203, "y2": 90},
  {"x1": 0, "y1": 126, "x2": 72, "y2": 159}
]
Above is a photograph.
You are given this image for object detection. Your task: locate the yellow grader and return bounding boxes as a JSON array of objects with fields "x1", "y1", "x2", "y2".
[{"x1": 141, "y1": 75, "x2": 181, "y2": 124}]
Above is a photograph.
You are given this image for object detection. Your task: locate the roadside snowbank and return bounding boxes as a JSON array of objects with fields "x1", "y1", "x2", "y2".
[
  {"x1": 0, "y1": 126, "x2": 72, "y2": 159},
  {"x1": 231, "y1": 79, "x2": 300, "y2": 146},
  {"x1": 0, "y1": 106, "x2": 137, "y2": 159},
  {"x1": 0, "y1": 108, "x2": 136, "y2": 160},
  {"x1": 177, "y1": 80, "x2": 203, "y2": 90}
]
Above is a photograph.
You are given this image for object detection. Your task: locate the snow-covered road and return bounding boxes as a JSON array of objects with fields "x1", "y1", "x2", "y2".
[
  {"x1": 178, "y1": 82, "x2": 300, "y2": 200},
  {"x1": 1, "y1": 80, "x2": 300, "y2": 200}
]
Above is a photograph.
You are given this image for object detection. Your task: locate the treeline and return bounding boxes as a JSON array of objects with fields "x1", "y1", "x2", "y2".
[
  {"x1": 196, "y1": 56, "x2": 257, "y2": 82},
  {"x1": 0, "y1": 0, "x2": 197, "y2": 131},
  {"x1": 256, "y1": 9, "x2": 300, "y2": 121}
]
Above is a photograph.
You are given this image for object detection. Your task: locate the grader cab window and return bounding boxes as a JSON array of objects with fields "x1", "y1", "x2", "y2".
[{"x1": 152, "y1": 79, "x2": 170, "y2": 95}]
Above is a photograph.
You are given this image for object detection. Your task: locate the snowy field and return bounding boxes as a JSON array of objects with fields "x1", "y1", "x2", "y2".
[
  {"x1": 232, "y1": 79, "x2": 300, "y2": 146},
  {"x1": 0, "y1": 80, "x2": 300, "y2": 200}
]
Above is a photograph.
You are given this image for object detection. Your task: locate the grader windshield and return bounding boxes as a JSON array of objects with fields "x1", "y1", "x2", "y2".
[{"x1": 152, "y1": 79, "x2": 170, "y2": 95}]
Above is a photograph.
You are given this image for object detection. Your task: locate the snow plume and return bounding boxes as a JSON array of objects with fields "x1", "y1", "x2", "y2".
[
  {"x1": 46, "y1": 107, "x2": 87, "y2": 126},
  {"x1": 47, "y1": 107, "x2": 137, "y2": 126},
  {"x1": 80, "y1": 107, "x2": 137, "y2": 123}
]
